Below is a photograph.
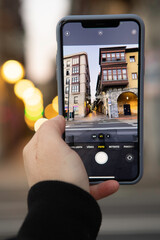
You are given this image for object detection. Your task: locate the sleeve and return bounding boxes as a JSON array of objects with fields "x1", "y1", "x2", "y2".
[{"x1": 15, "y1": 181, "x2": 102, "y2": 240}]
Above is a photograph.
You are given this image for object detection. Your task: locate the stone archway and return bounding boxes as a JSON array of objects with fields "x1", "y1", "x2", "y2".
[{"x1": 117, "y1": 92, "x2": 138, "y2": 116}]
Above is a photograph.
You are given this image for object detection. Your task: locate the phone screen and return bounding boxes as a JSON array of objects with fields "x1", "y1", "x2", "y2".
[{"x1": 61, "y1": 19, "x2": 141, "y2": 182}]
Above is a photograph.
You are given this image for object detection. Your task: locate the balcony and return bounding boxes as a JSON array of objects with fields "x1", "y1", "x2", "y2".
[
  {"x1": 101, "y1": 59, "x2": 126, "y2": 65},
  {"x1": 102, "y1": 79, "x2": 128, "y2": 87}
]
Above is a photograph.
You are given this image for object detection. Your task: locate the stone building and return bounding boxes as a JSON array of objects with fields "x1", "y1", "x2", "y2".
[
  {"x1": 63, "y1": 52, "x2": 91, "y2": 118},
  {"x1": 95, "y1": 46, "x2": 138, "y2": 118}
]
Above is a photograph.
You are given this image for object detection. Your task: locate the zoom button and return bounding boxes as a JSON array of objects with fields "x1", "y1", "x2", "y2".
[
  {"x1": 106, "y1": 134, "x2": 110, "y2": 138},
  {"x1": 92, "y1": 134, "x2": 97, "y2": 139},
  {"x1": 98, "y1": 133, "x2": 104, "y2": 139}
]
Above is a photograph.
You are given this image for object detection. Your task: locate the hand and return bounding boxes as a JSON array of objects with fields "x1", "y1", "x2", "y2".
[{"x1": 23, "y1": 115, "x2": 119, "y2": 200}]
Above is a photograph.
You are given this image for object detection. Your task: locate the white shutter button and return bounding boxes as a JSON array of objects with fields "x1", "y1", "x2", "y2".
[{"x1": 95, "y1": 152, "x2": 108, "y2": 164}]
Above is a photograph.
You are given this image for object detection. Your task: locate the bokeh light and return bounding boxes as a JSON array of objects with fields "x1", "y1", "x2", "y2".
[
  {"x1": 52, "y1": 96, "x2": 59, "y2": 113},
  {"x1": 23, "y1": 87, "x2": 44, "y2": 129},
  {"x1": 24, "y1": 116, "x2": 37, "y2": 131},
  {"x1": 25, "y1": 109, "x2": 43, "y2": 121},
  {"x1": 34, "y1": 118, "x2": 48, "y2": 132},
  {"x1": 1, "y1": 60, "x2": 25, "y2": 84},
  {"x1": 25, "y1": 105, "x2": 43, "y2": 117},
  {"x1": 24, "y1": 88, "x2": 43, "y2": 109},
  {"x1": 14, "y1": 79, "x2": 34, "y2": 99},
  {"x1": 44, "y1": 104, "x2": 58, "y2": 119}
]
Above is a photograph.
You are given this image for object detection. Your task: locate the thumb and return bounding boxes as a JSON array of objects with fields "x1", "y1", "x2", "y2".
[{"x1": 48, "y1": 115, "x2": 65, "y2": 137}]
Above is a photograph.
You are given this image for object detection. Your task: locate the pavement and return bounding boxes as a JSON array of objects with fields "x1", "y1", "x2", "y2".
[
  {"x1": 0, "y1": 134, "x2": 160, "y2": 240},
  {"x1": 66, "y1": 111, "x2": 137, "y2": 129},
  {"x1": 67, "y1": 111, "x2": 137, "y2": 123},
  {"x1": 0, "y1": 177, "x2": 160, "y2": 240}
]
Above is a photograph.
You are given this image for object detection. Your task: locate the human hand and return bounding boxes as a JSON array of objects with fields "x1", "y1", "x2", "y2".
[{"x1": 23, "y1": 115, "x2": 119, "y2": 200}]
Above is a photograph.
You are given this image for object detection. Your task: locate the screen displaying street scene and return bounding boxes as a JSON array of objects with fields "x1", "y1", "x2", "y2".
[{"x1": 62, "y1": 21, "x2": 140, "y2": 181}]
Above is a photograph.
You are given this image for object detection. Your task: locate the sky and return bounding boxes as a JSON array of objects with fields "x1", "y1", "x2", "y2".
[{"x1": 64, "y1": 44, "x2": 138, "y2": 102}]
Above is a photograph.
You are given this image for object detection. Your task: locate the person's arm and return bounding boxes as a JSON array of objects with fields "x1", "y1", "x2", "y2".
[
  {"x1": 8, "y1": 116, "x2": 119, "y2": 240},
  {"x1": 17, "y1": 181, "x2": 102, "y2": 240}
]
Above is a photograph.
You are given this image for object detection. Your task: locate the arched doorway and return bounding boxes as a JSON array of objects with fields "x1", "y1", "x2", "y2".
[
  {"x1": 97, "y1": 101, "x2": 103, "y2": 113},
  {"x1": 117, "y1": 92, "x2": 138, "y2": 116}
]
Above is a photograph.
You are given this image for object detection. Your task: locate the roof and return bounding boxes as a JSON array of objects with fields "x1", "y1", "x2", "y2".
[{"x1": 64, "y1": 52, "x2": 87, "y2": 59}]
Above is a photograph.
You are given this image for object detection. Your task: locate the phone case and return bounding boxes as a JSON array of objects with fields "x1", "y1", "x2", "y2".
[{"x1": 56, "y1": 14, "x2": 145, "y2": 185}]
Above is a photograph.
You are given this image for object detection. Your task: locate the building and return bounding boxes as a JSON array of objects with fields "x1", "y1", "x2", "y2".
[
  {"x1": 63, "y1": 52, "x2": 91, "y2": 118},
  {"x1": 95, "y1": 46, "x2": 138, "y2": 118}
]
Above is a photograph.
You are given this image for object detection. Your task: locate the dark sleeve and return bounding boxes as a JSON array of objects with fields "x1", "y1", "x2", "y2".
[{"x1": 13, "y1": 181, "x2": 102, "y2": 240}]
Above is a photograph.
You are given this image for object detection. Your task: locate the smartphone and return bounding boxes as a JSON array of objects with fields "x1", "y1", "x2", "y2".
[{"x1": 56, "y1": 14, "x2": 144, "y2": 184}]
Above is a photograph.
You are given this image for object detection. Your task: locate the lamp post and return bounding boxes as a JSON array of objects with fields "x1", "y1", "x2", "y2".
[{"x1": 67, "y1": 79, "x2": 70, "y2": 121}]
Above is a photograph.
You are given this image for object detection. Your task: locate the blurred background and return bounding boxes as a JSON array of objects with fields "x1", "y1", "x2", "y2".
[{"x1": 0, "y1": 0, "x2": 160, "y2": 239}]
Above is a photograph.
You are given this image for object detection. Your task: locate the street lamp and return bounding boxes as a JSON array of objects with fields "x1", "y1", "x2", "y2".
[
  {"x1": 1, "y1": 60, "x2": 24, "y2": 84},
  {"x1": 67, "y1": 79, "x2": 70, "y2": 121}
]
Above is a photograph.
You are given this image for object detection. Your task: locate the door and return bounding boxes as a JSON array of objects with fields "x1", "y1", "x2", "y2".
[{"x1": 124, "y1": 104, "x2": 131, "y2": 115}]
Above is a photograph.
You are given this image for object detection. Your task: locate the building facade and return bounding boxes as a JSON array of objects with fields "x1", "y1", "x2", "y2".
[
  {"x1": 64, "y1": 52, "x2": 91, "y2": 118},
  {"x1": 96, "y1": 46, "x2": 138, "y2": 118}
]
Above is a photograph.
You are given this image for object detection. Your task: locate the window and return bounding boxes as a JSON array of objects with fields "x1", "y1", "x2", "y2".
[
  {"x1": 72, "y1": 57, "x2": 79, "y2": 65},
  {"x1": 107, "y1": 53, "x2": 111, "y2": 61},
  {"x1": 113, "y1": 70, "x2": 117, "y2": 80},
  {"x1": 65, "y1": 86, "x2": 69, "y2": 93},
  {"x1": 132, "y1": 73, "x2": 137, "y2": 79},
  {"x1": 113, "y1": 75, "x2": 117, "y2": 80},
  {"x1": 103, "y1": 68, "x2": 128, "y2": 81},
  {"x1": 108, "y1": 69, "x2": 112, "y2": 80},
  {"x1": 72, "y1": 66, "x2": 79, "y2": 74},
  {"x1": 118, "y1": 69, "x2": 122, "y2": 80},
  {"x1": 74, "y1": 96, "x2": 78, "y2": 104},
  {"x1": 112, "y1": 53, "x2": 116, "y2": 61},
  {"x1": 72, "y1": 85, "x2": 79, "y2": 93},
  {"x1": 102, "y1": 53, "x2": 106, "y2": 62},
  {"x1": 121, "y1": 52, "x2": 125, "y2": 60},
  {"x1": 66, "y1": 60, "x2": 70, "y2": 67},
  {"x1": 116, "y1": 52, "x2": 120, "y2": 59},
  {"x1": 72, "y1": 76, "x2": 79, "y2": 83},
  {"x1": 103, "y1": 70, "x2": 107, "y2": 75},
  {"x1": 103, "y1": 70, "x2": 107, "y2": 80},
  {"x1": 108, "y1": 70, "x2": 112, "y2": 75},
  {"x1": 118, "y1": 74, "x2": 122, "y2": 80},
  {"x1": 66, "y1": 78, "x2": 70, "y2": 84},
  {"x1": 130, "y1": 56, "x2": 135, "y2": 62},
  {"x1": 122, "y1": 69, "x2": 127, "y2": 80},
  {"x1": 66, "y1": 69, "x2": 70, "y2": 76}
]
